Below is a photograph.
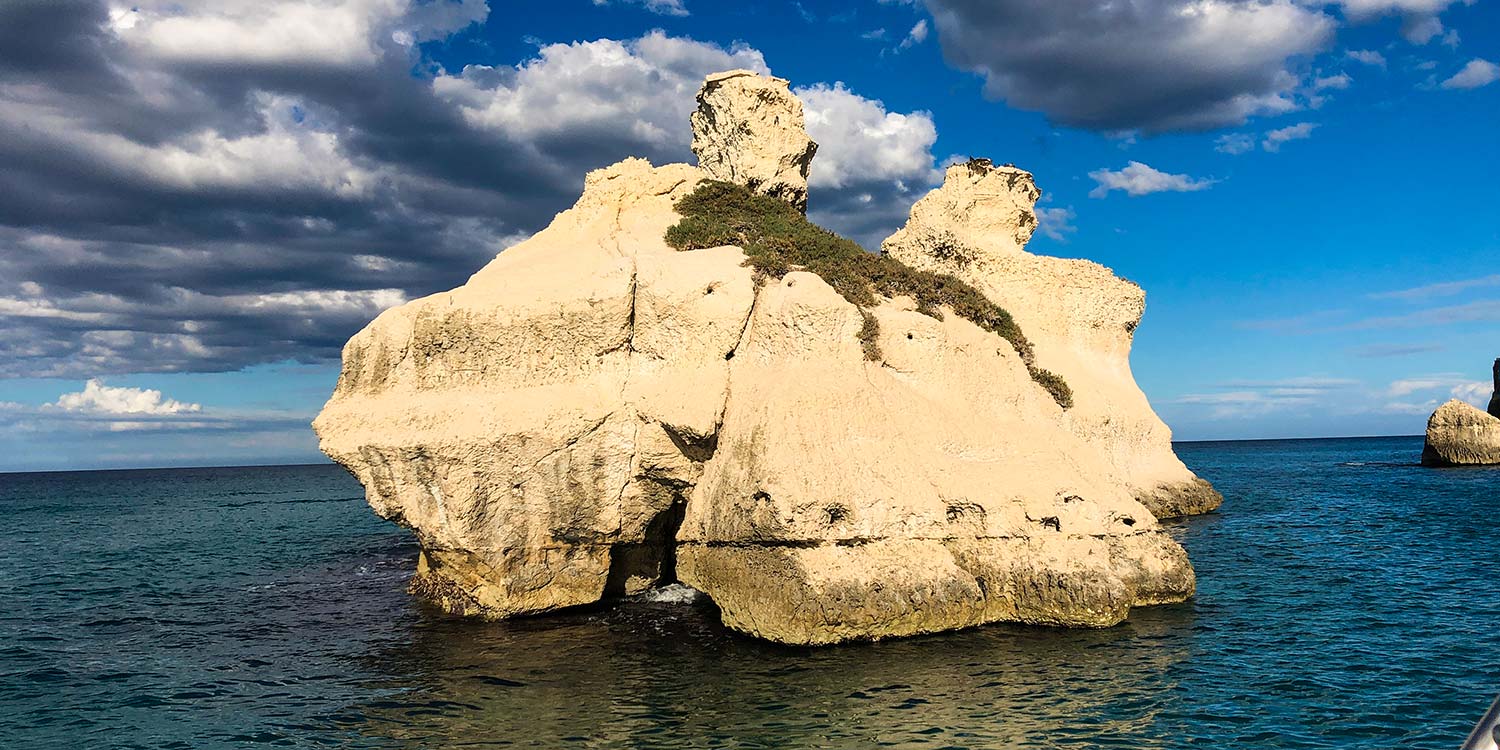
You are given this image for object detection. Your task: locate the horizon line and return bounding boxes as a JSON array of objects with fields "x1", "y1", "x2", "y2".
[{"x1": 0, "y1": 433, "x2": 1429, "y2": 476}]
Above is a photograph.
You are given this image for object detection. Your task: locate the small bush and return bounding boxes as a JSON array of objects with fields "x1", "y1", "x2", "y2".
[
  {"x1": 665, "y1": 180, "x2": 1070, "y2": 408},
  {"x1": 1027, "y1": 366, "x2": 1074, "y2": 410}
]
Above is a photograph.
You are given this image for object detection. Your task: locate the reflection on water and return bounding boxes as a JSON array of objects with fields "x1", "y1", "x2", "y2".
[
  {"x1": 1, "y1": 438, "x2": 1497, "y2": 749},
  {"x1": 341, "y1": 597, "x2": 1192, "y2": 749}
]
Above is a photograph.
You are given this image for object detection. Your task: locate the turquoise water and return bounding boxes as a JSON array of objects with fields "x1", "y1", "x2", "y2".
[{"x1": 0, "y1": 436, "x2": 1496, "y2": 749}]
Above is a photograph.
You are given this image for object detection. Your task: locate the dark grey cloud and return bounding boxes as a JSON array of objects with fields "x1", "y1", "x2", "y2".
[
  {"x1": 0, "y1": 2, "x2": 939, "y2": 378},
  {"x1": 923, "y1": 0, "x2": 1337, "y2": 132}
]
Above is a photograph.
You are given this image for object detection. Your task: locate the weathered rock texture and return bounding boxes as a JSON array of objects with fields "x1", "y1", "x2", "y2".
[
  {"x1": 690, "y1": 70, "x2": 817, "y2": 213},
  {"x1": 1422, "y1": 362, "x2": 1500, "y2": 466},
  {"x1": 315, "y1": 71, "x2": 1213, "y2": 645},
  {"x1": 882, "y1": 159, "x2": 1222, "y2": 519}
]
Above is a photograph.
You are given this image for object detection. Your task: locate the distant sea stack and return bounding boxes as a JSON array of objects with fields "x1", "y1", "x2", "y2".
[
  {"x1": 313, "y1": 71, "x2": 1218, "y2": 645},
  {"x1": 1421, "y1": 358, "x2": 1500, "y2": 467}
]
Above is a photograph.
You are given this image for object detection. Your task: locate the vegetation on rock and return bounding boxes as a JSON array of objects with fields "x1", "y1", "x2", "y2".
[{"x1": 665, "y1": 180, "x2": 1072, "y2": 408}]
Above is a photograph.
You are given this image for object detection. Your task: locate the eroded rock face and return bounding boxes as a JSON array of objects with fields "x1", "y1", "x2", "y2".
[
  {"x1": 690, "y1": 69, "x2": 817, "y2": 212},
  {"x1": 883, "y1": 159, "x2": 1222, "y2": 519},
  {"x1": 315, "y1": 72, "x2": 1209, "y2": 644},
  {"x1": 1423, "y1": 398, "x2": 1500, "y2": 466}
]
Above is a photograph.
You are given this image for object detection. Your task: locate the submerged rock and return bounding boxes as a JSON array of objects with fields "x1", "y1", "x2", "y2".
[
  {"x1": 1423, "y1": 363, "x2": 1500, "y2": 466},
  {"x1": 314, "y1": 71, "x2": 1216, "y2": 645}
]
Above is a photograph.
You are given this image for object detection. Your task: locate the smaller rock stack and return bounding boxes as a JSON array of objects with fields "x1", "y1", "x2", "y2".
[{"x1": 1421, "y1": 359, "x2": 1500, "y2": 466}]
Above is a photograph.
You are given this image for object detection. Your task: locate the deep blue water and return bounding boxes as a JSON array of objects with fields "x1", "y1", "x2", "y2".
[{"x1": 0, "y1": 436, "x2": 1496, "y2": 749}]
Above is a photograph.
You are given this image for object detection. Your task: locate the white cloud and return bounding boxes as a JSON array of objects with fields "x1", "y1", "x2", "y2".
[
  {"x1": 797, "y1": 83, "x2": 939, "y2": 189},
  {"x1": 1262, "y1": 122, "x2": 1318, "y2": 152},
  {"x1": 1346, "y1": 49, "x2": 1388, "y2": 67},
  {"x1": 54, "y1": 379, "x2": 201, "y2": 416},
  {"x1": 1452, "y1": 381, "x2": 1492, "y2": 407},
  {"x1": 924, "y1": 0, "x2": 1335, "y2": 132},
  {"x1": 1334, "y1": 0, "x2": 1470, "y2": 45},
  {"x1": 1088, "y1": 161, "x2": 1216, "y2": 198},
  {"x1": 592, "y1": 0, "x2": 689, "y2": 16},
  {"x1": 1313, "y1": 73, "x2": 1352, "y2": 90},
  {"x1": 1034, "y1": 205, "x2": 1077, "y2": 242},
  {"x1": 898, "y1": 19, "x2": 929, "y2": 50},
  {"x1": 109, "y1": 0, "x2": 487, "y2": 67},
  {"x1": 0, "y1": 93, "x2": 377, "y2": 198},
  {"x1": 1215, "y1": 133, "x2": 1255, "y2": 154},
  {"x1": 1441, "y1": 59, "x2": 1500, "y2": 90},
  {"x1": 1400, "y1": 14, "x2": 1445, "y2": 44},
  {"x1": 433, "y1": 32, "x2": 769, "y2": 153}
]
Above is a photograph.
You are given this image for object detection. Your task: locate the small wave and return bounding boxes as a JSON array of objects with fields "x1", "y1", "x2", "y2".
[{"x1": 635, "y1": 584, "x2": 703, "y2": 604}]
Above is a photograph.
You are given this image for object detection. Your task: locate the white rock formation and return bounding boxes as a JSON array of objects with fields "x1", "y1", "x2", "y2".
[
  {"x1": 1422, "y1": 362, "x2": 1500, "y2": 466},
  {"x1": 883, "y1": 159, "x2": 1222, "y2": 519},
  {"x1": 314, "y1": 72, "x2": 1212, "y2": 645},
  {"x1": 690, "y1": 70, "x2": 817, "y2": 212}
]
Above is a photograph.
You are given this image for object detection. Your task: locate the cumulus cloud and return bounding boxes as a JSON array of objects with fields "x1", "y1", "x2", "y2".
[
  {"x1": 1441, "y1": 59, "x2": 1500, "y2": 89},
  {"x1": 433, "y1": 32, "x2": 768, "y2": 162},
  {"x1": 53, "y1": 379, "x2": 201, "y2": 415},
  {"x1": 109, "y1": 0, "x2": 487, "y2": 66},
  {"x1": 0, "y1": 4, "x2": 940, "y2": 378},
  {"x1": 1262, "y1": 122, "x2": 1319, "y2": 152},
  {"x1": 923, "y1": 0, "x2": 1335, "y2": 132},
  {"x1": 797, "y1": 83, "x2": 941, "y2": 247},
  {"x1": 1452, "y1": 380, "x2": 1492, "y2": 407},
  {"x1": 1088, "y1": 162, "x2": 1216, "y2": 198}
]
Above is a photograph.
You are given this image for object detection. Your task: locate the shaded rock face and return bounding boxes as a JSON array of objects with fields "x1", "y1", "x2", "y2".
[
  {"x1": 690, "y1": 70, "x2": 817, "y2": 213},
  {"x1": 1489, "y1": 359, "x2": 1500, "y2": 419},
  {"x1": 882, "y1": 159, "x2": 1222, "y2": 519},
  {"x1": 315, "y1": 72, "x2": 1210, "y2": 645},
  {"x1": 1423, "y1": 392, "x2": 1500, "y2": 468}
]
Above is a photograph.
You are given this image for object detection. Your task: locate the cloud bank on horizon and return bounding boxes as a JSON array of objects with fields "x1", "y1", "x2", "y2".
[{"x1": 0, "y1": 0, "x2": 1494, "y2": 468}]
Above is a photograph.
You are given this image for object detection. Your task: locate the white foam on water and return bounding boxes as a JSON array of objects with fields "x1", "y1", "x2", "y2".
[{"x1": 636, "y1": 583, "x2": 703, "y2": 604}]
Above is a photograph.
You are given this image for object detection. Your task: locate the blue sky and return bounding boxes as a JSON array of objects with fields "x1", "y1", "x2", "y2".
[{"x1": 0, "y1": 0, "x2": 1496, "y2": 471}]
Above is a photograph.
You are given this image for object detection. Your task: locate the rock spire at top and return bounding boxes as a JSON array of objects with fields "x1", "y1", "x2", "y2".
[{"x1": 690, "y1": 70, "x2": 818, "y2": 213}]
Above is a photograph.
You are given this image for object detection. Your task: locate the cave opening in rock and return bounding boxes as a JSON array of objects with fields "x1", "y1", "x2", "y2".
[{"x1": 603, "y1": 496, "x2": 687, "y2": 598}]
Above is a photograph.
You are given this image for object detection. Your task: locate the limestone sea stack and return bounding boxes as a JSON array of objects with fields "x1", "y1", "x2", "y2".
[
  {"x1": 1421, "y1": 359, "x2": 1500, "y2": 466},
  {"x1": 313, "y1": 71, "x2": 1218, "y2": 645}
]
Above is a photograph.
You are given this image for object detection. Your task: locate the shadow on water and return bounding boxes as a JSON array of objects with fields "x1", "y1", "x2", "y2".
[{"x1": 333, "y1": 596, "x2": 1197, "y2": 749}]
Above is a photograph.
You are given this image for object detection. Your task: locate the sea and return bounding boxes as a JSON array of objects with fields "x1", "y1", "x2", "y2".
[{"x1": 0, "y1": 435, "x2": 1495, "y2": 749}]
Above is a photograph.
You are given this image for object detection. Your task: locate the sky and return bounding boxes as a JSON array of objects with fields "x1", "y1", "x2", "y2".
[{"x1": 0, "y1": 0, "x2": 1496, "y2": 471}]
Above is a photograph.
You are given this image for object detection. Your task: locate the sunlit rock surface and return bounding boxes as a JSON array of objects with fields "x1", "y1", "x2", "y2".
[
  {"x1": 1421, "y1": 360, "x2": 1500, "y2": 467},
  {"x1": 314, "y1": 71, "x2": 1213, "y2": 645},
  {"x1": 883, "y1": 159, "x2": 1222, "y2": 519}
]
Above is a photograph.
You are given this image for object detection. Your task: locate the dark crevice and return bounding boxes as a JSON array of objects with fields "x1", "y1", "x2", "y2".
[
  {"x1": 662, "y1": 423, "x2": 719, "y2": 464},
  {"x1": 603, "y1": 496, "x2": 686, "y2": 597}
]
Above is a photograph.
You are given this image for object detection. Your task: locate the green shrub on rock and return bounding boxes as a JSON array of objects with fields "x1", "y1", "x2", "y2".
[{"x1": 665, "y1": 180, "x2": 1073, "y2": 409}]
